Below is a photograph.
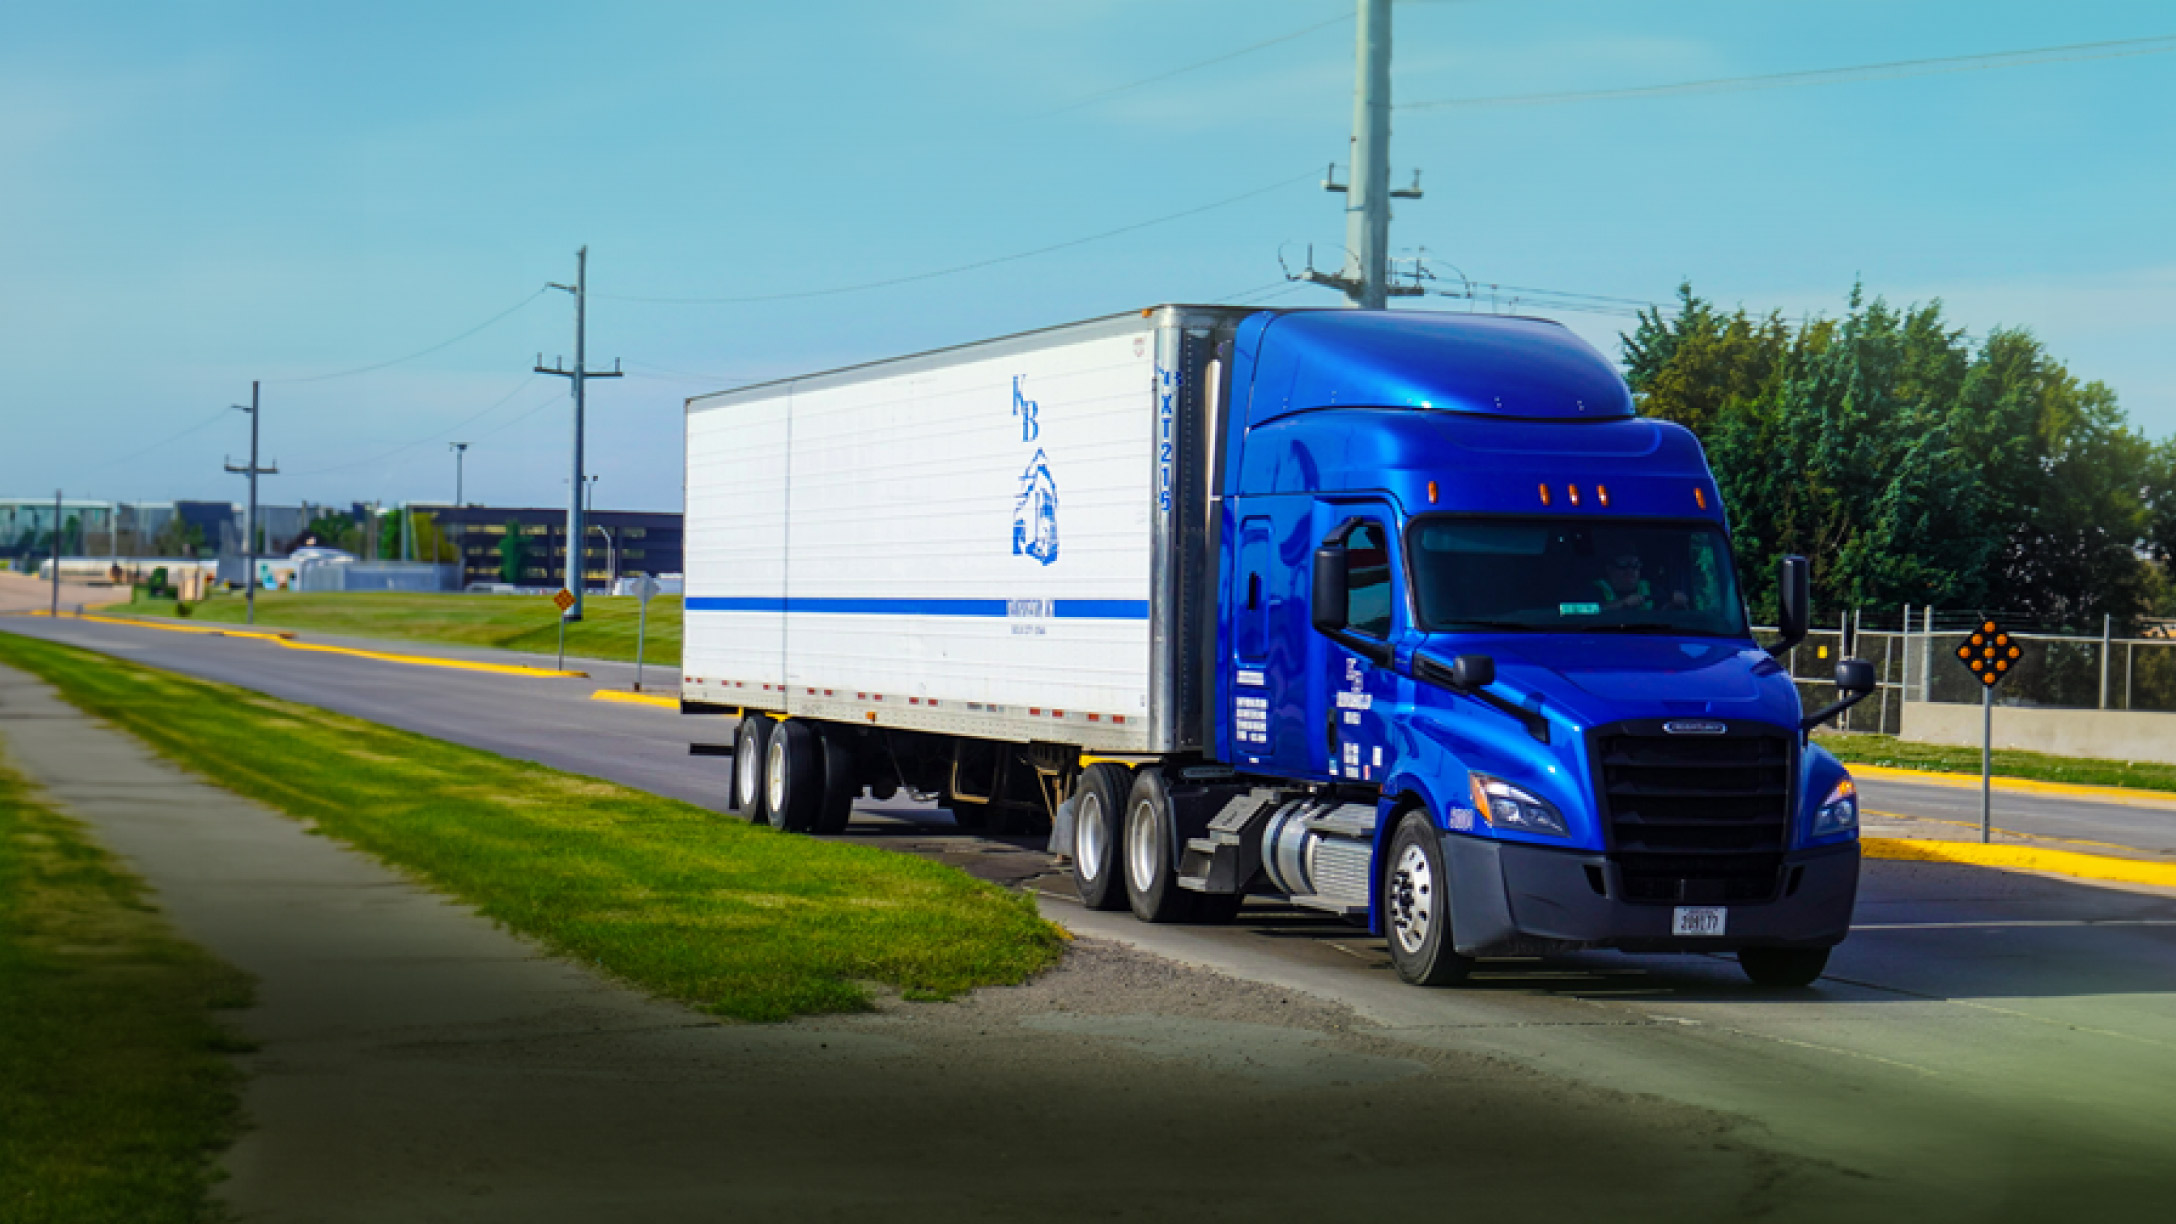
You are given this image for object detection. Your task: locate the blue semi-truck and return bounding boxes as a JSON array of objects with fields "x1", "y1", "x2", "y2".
[{"x1": 681, "y1": 307, "x2": 1871, "y2": 988}]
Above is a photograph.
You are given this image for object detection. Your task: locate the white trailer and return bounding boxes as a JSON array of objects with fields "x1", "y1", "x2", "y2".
[{"x1": 682, "y1": 307, "x2": 1236, "y2": 834}]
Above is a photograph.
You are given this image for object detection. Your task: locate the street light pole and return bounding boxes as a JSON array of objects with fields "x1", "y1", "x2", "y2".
[{"x1": 451, "y1": 442, "x2": 468, "y2": 506}]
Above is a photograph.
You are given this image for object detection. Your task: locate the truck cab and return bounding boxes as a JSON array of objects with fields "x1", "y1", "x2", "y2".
[{"x1": 1196, "y1": 310, "x2": 1863, "y2": 987}]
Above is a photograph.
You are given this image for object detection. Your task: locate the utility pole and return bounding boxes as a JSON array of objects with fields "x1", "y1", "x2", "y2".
[
  {"x1": 49, "y1": 489, "x2": 61, "y2": 618},
  {"x1": 451, "y1": 442, "x2": 469, "y2": 507},
  {"x1": 224, "y1": 381, "x2": 277, "y2": 626},
  {"x1": 536, "y1": 246, "x2": 621, "y2": 621},
  {"x1": 1301, "y1": 0, "x2": 1423, "y2": 308}
]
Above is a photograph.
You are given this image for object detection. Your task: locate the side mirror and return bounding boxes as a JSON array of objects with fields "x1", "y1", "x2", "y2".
[
  {"x1": 1451, "y1": 654, "x2": 1496, "y2": 691},
  {"x1": 1834, "y1": 658, "x2": 1875, "y2": 697},
  {"x1": 1311, "y1": 544, "x2": 1348, "y2": 636},
  {"x1": 1768, "y1": 555, "x2": 1810, "y2": 659},
  {"x1": 1801, "y1": 656, "x2": 1877, "y2": 731}
]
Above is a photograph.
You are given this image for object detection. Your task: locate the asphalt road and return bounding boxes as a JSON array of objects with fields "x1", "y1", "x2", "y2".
[{"x1": 7, "y1": 613, "x2": 2175, "y2": 1217}]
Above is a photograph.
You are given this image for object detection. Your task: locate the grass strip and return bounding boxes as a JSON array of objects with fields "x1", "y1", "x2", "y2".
[
  {"x1": 0, "y1": 633, "x2": 1062, "y2": 1023},
  {"x1": 115, "y1": 589, "x2": 682, "y2": 668},
  {"x1": 1817, "y1": 732, "x2": 2176, "y2": 795},
  {"x1": 0, "y1": 752, "x2": 252, "y2": 1223}
]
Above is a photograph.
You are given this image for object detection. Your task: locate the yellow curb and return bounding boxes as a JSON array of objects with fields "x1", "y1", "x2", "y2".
[
  {"x1": 27, "y1": 609, "x2": 586, "y2": 678},
  {"x1": 590, "y1": 689, "x2": 678, "y2": 709},
  {"x1": 1861, "y1": 808, "x2": 2145, "y2": 856},
  {"x1": 268, "y1": 638, "x2": 587, "y2": 678},
  {"x1": 34, "y1": 610, "x2": 298, "y2": 640},
  {"x1": 1848, "y1": 762, "x2": 2176, "y2": 809},
  {"x1": 1863, "y1": 837, "x2": 2176, "y2": 891}
]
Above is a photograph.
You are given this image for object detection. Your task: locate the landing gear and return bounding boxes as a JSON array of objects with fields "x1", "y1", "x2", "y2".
[
  {"x1": 1738, "y1": 947, "x2": 1830, "y2": 989},
  {"x1": 1383, "y1": 811, "x2": 1472, "y2": 987}
]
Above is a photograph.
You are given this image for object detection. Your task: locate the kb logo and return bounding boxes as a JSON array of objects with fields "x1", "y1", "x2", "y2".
[{"x1": 1012, "y1": 376, "x2": 1040, "y2": 443}]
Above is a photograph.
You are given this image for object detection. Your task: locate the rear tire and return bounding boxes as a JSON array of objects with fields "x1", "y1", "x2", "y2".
[
  {"x1": 762, "y1": 720, "x2": 823, "y2": 833},
  {"x1": 813, "y1": 726, "x2": 857, "y2": 835},
  {"x1": 1071, "y1": 762, "x2": 1132, "y2": 911},
  {"x1": 1738, "y1": 947, "x2": 1830, "y2": 989},
  {"x1": 732, "y1": 716, "x2": 772, "y2": 821},
  {"x1": 1122, "y1": 768, "x2": 1192, "y2": 923},
  {"x1": 1383, "y1": 810, "x2": 1472, "y2": 987}
]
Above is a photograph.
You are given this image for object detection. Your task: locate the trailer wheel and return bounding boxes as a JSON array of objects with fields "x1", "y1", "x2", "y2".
[
  {"x1": 1122, "y1": 768, "x2": 1194, "y2": 923},
  {"x1": 762, "y1": 720, "x2": 823, "y2": 833},
  {"x1": 1384, "y1": 810, "x2": 1473, "y2": 987},
  {"x1": 732, "y1": 716, "x2": 773, "y2": 820},
  {"x1": 813, "y1": 726, "x2": 857, "y2": 836},
  {"x1": 1738, "y1": 947, "x2": 1829, "y2": 989},
  {"x1": 1071, "y1": 762, "x2": 1132, "y2": 911}
]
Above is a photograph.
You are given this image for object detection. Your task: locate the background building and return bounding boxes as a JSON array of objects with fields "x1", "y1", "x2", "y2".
[{"x1": 422, "y1": 506, "x2": 682, "y2": 591}]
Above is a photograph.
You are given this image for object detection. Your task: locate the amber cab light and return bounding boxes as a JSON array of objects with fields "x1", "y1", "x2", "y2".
[
  {"x1": 1538, "y1": 483, "x2": 1552, "y2": 506},
  {"x1": 1694, "y1": 486, "x2": 1708, "y2": 509},
  {"x1": 1596, "y1": 484, "x2": 1610, "y2": 508}
]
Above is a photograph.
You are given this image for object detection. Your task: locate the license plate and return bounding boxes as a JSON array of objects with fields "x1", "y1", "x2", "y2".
[{"x1": 1673, "y1": 906, "x2": 1727, "y2": 937}]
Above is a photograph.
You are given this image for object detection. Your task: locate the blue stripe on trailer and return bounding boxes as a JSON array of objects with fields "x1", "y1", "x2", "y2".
[{"x1": 684, "y1": 596, "x2": 1150, "y2": 620}]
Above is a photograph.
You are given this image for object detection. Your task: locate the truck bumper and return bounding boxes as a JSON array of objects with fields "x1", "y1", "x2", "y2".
[{"x1": 1440, "y1": 832, "x2": 1859, "y2": 958}]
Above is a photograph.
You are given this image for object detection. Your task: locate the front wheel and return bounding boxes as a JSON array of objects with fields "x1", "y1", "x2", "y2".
[
  {"x1": 1383, "y1": 811, "x2": 1472, "y2": 987},
  {"x1": 1738, "y1": 947, "x2": 1830, "y2": 989}
]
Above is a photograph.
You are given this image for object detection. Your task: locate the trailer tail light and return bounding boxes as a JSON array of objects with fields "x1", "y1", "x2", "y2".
[
  {"x1": 1538, "y1": 483, "x2": 1552, "y2": 506},
  {"x1": 1694, "y1": 486, "x2": 1708, "y2": 510},
  {"x1": 1567, "y1": 484, "x2": 1581, "y2": 507},
  {"x1": 1596, "y1": 484, "x2": 1609, "y2": 508}
]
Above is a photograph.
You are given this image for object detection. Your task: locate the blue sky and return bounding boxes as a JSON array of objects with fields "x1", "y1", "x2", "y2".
[{"x1": 4, "y1": 0, "x2": 2172, "y2": 512}]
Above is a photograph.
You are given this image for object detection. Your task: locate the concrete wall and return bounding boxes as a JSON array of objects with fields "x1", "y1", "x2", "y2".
[{"x1": 1900, "y1": 700, "x2": 2176, "y2": 766}]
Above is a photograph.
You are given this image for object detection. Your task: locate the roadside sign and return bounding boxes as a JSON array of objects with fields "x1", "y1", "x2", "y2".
[
  {"x1": 631, "y1": 575, "x2": 660, "y2": 605},
  {"x1": 1954, "y1": 617, "x2": 2021, "y2": 844},
  {"x1": 553, "y1": 588, "x2": 576, "y2": 614},
  {"x1": 1954, "y1": 619, "x2": 2021, "y2": 688}
]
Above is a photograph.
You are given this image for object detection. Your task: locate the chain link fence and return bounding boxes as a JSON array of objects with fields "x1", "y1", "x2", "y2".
[{"x1": 1757, "y1": 611, "x2": 2176, "y2": 737}]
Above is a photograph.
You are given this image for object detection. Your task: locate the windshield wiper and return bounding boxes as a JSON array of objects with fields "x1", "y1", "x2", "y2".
[
  {"x1": 1584, "y1": 622, "x2": 1727, "y2": 636},
  {"x1": 1440, "y1": 620, "x2": 1541, "y2": 632}
]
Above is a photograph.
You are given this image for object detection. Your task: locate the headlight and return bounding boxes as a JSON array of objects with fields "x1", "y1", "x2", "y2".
[
  {"x1": 1811, "y1": 778, "x2": 1858, "y2": 837},
  {"x1": 1468, "y1": 772, "x2": 1569, "y2": 838}
]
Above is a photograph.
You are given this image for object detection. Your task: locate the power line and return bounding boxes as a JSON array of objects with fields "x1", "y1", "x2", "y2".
[
  {"x1": 595, "y1": 171, "x2": 1319, "y2": 306},
  {"x1": 1044, "y1": 9, "x2": 1352, "y2": 116},
  {"x1": 1402, "y1": 33, "x2": 2176, "y2": 111},
  {"x1": 284, "y1": 374, "x2": 545, "y2": 478},
  {"x1": 76, "y1": 407, "x2": 236, "y2": 475},
  {"x1": 266, "y1": 288, "x2": 550, "y2": 384}
]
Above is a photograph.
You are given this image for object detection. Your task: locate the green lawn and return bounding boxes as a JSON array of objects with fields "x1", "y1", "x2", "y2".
[
  {"x1": 114, "y1": 588, "x2": 683, "y2": 668},
  {"x1": 0, "y1": 752, "x2": 252, "y2": 1223},
  {"x1": 0, "y1": 633, "x2": 1062, "y2": 1023},
  {"x1": 1818, "y1": 731, "x2": 2176, "y2": 794}
]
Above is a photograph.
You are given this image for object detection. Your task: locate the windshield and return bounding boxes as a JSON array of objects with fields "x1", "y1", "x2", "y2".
[{"x1": 1410, "y1": 516, "x2": 1749, "y2": 637}]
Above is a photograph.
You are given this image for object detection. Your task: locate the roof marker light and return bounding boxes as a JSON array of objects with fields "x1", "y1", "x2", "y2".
[
  {"x1": 1596, "y1": 484, "x2": 1610, "y2": 508},
  {"x1": 1567, "y1": 484, "x2": 1580, "y2": 507},
  {"x1": 1694, "y1": 486, "x2": 1708, "y2": 510},
  {"x1": 1427, "y1": 480, "x2": 1439, "y2": 503},
  {"x1": 1538, "y1": 483, "x2": 1552, "y2": 506}
]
